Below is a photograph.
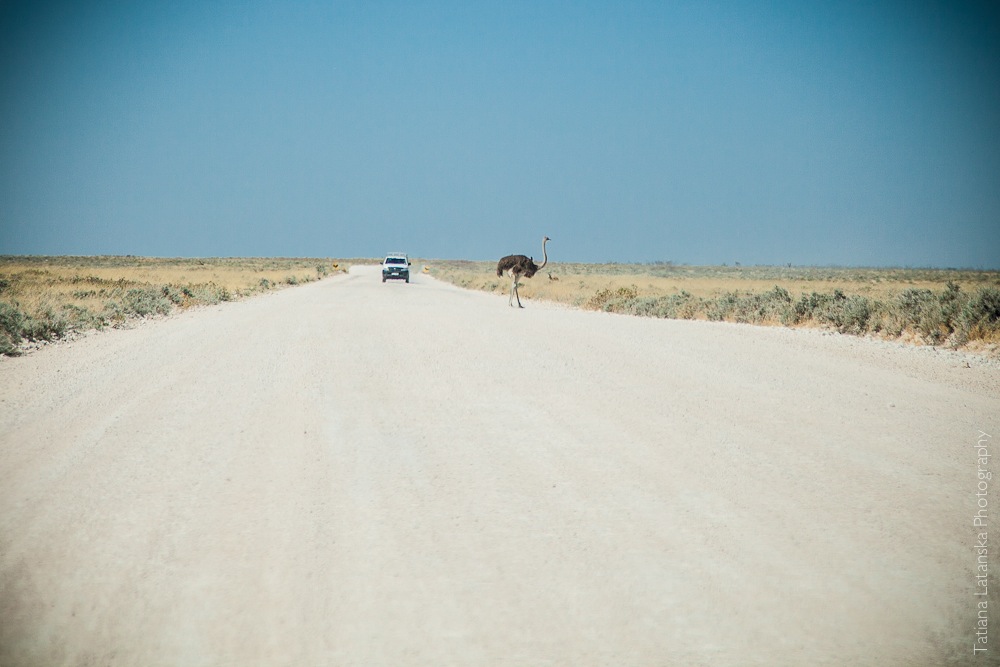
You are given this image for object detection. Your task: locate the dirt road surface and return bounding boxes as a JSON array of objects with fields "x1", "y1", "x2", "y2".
[{"x1": 1, "y1": 266, "x2": 997, "y2": 666}]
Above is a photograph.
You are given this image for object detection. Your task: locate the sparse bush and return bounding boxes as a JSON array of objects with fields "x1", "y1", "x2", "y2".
[
  {"x1": 161, "y1": 285, "x2": 185, "y2": 306},
  {"x1": 941, "y1": 281, "x2": 964, "y2": 324},
  {"x1": 893, "y1": 289, "x2": 947, "y2": 342},
  {"x1": 870, "y1": 283, "x2": 1000, "y2": 346},
  {"x1": 625, "y1": 296, "x2": 666, "y2": 317},
  {"x1": 769, "y1": 287, "x2": 798, "y2": 326},
  {"x1": 837, "y1": 294, "x2": 875, "y2": 334},
  {"x1": 622, "y1": 291, "x2": 698, "y2": 319},
  {"x1": 102, "y1": 300, "x2": 126, "y2": 323},
  {"x1": 61, "y1": 303, "x2": 105, "y2": 330},
  {"x1": 428, "y1": 259, "x2": 999, "y2": 354},
  {"x1": 586, "y1": 285, "x2": 638, "y2": 311},
  {"x1": 705, "y1": 291, "x2": 740, "y2": 322},
  {"x1": 0, "y1": 300, "x2": 68, "y2": 352},
  {"x1": 959, "y1": 287, "x2": 1000, "y2": 344},
  {"x1": 181, "y1": 283, "x2": 233, "y2": 305},
  {"x1": 0, "y1": 301, "x2": 25, "y2": 337},
  {"x1": 0, "y1": 256, "x2": 354, "y2": 354},
  {"x1": 795, "y1": 291, "x2": 833, "y2": 322},
  {"x1": 0, "y1": 301, "x2": 26, "y2": 354},
  {"x1": 24, "y1": 305, "x2": 67, "y2": 341},
  {"x1": 797, "y1": 290, "x2": 873, "y2": 334},
  {"x1": 192, "y1": 284, "x2": 216, "y2": 303},
  {"x1": 727, "y1": 286, "x2": 794, "y2": 325},
  {"x1": 121, "y1": 287, "x2": 173, "y2": 317}
]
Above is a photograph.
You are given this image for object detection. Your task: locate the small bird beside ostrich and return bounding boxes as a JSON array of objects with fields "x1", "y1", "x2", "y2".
[{"x1": 496, "y1": 236, "x2": 550, "y2": 308}]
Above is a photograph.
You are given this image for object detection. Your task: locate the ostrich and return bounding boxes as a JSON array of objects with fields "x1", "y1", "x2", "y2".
[
  {"x1": 496, "y1": 236, "x2": 550, "y2": 308},
  {"x1": 547, "y1": 272, "x2": 559, "y2": 281}
]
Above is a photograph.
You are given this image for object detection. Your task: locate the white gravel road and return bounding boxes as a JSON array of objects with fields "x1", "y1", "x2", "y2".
[{"x1": 1, "y1": 265, "x2": 997, "y2": 666}]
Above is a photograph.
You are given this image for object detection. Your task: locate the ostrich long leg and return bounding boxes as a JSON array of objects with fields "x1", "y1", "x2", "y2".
[{"x1": 507, "y1": 271, "x2": 523, "y2": 308}]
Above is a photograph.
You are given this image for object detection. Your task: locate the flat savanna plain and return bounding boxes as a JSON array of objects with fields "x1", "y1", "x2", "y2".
[
  {"x1": 1, "y1": 262, "x2": 998, "y2": 666},
  {"x1": 2, "y1": 255, "x2": 999, "y2": 356},
  {"x1": 432, "y1": 260, "x2": 1000, "y2": 355},
  {"x1": 0, "y1": 256, "x2": 377, "y2": 354}
]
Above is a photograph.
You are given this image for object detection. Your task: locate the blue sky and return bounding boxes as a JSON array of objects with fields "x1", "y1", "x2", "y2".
[{"x1": 1, "y1": 1, "x2": 998, "y2": 267}]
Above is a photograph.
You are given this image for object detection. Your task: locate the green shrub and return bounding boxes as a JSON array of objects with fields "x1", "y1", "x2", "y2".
[
  {"x1": 586, "y1": 285, "x2": 638, "y2": 311},
  {"x1": 61, "y1": 303, "x2": 106, "y2": 330},
  {"x1": 794, "y1": 291, "x2": 833, "y2": 321},
  {"x1": 893, "y1": 289, "x2": 945, "y2": 342},
  {"x1": 0, "y1": 300, "x2": 69, "y2": 353},
  {"x1": 838, "y1": 295, "x2": 875, "y2": 334},
  {"x1": 872, "y1": 284, "x2": 1000, "y2": 345},
  {"x1": 122, "y1": 287, "x2": 173, "y2": 317},
  {"x1": 792, "y1": 290, "x2": 874, "y2": 334},
  {"x1": 738, "y1": 286, "x2": 794, "y2": 324},
  {"x1": 698, "y1": 288, "x2": 790, "y2": 325},
  {"x1": 0, "y1": 331, "x2": 17, "y2": 355},
  {"x1": 0, "y1": 301, "x2": 26, "y2": 339},
  {"x1": 102, "y1": 300, "x2": 126, "y2": 323},
  {"x1": 0, "y1": 301, "x2": 26, "y2": 354},
  {"x1": 940, "y1": 281, "x2": 964, "y2": 323},
  {"x1": 624, "y1": 295, "x2": 665, "y2": 317},
  {"x1": 705, "y1": 291, "x2": 740, "y2": 322},
  {"x1": 161, "y1": 285, "x2": 186, "y2": 306},
  {"x1": 959, "y1": 287, "x2": 1000, "y2": 343},
  {"x1": 625, "y1": 292, "x2": 699, "y2": 319},
  {"x1": 23, "y1": 305, "x2": 67, "y2": 340},
  {"x1": 181, "y1": 283, "x2": 231, "y2": 305}
]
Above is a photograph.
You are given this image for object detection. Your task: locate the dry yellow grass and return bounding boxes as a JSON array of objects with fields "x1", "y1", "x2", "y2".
[
  {"x1": 428, "y1": 260, "x2": 998, "y2": 307},
  {"x1": 0, "y1": 256, "x2": 372, "y2": 354},
  {"x1": 2, "y1": 257, "x2": 330, "y2": 315},
  {"x1": 4, "y1": 256, "x2": 999, "y2": 356},
  {"x1": 425, "y1": 260, "x2": 1000, "y2": 354},
  {"x1": 4, "y1": 256, "x2": 338, "y2": 285}
]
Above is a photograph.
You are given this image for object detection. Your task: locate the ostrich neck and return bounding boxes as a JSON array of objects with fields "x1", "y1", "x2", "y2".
[{"x1": 536, "y1": 240, "x2": 548, "y2": 270}]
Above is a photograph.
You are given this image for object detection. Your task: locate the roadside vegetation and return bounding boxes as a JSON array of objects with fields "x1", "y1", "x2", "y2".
[
  {"x1": 6, "y1": 256, "x2": 998, "y2": 357},
  {"x1": 0, "y1": 256, "x2": 363, "y2": 356},
  {"x1": 429, "y1": 261, "x2": 1000, "y2": 355}
]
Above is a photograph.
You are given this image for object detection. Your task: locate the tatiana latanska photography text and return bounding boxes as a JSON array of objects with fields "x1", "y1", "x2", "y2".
[{"x1": 975, "y1": 430, "x2": 992, "y2": 656}]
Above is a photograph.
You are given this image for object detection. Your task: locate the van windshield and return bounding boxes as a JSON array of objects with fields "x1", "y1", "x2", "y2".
[{"x1": 385, "y1": 258, "x2": 406, "y2": 264}]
